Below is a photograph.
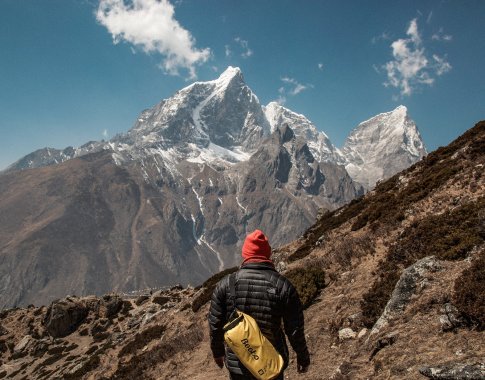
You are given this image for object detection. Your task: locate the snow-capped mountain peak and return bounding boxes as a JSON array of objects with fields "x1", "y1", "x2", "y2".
[
  {"x1": 107, "y1": 66, "x2": 271, "y2": 169},
  {"x1": 263, "y1": 101, "x2": 338, "y2": 162},
  {"x1": 213, "y1": 65, "x2": 243, "y2": 85},
  {"x1": 5, "y1": 69, "x2": 426, "y2": 193},
  {"x1": 341, "y1": 105, "x2": 427, "y2": 188}
]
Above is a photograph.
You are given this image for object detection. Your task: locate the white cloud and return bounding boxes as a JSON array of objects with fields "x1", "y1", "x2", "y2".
[
  {"x1": 224, "y1": 44, "x2": 232, "y2": 57},
  {"x1": 274, "y1": 86, "x2": 287, "y2": 105},
  {"x1": 102, "y1": 129, "x2": 109, "y2": 139},
  {"x1": 96, "y1": 0, "x2": 211, "y2": 79},
  {"x1": 318, "y1": 63, "x2": 324, "y2": 70},
  {"x1": 281, "y1": 77, "x2": 313, "y2": 96},
  {"x1": 406, "y1": 18, "x2": 421, "y2": 45},
  {"x1": 275, "y1": 76, "x2": 313, "y2": 104},
  {"x1": 433, "y1": 54, "x2": 452, "y2": 76},
  {"x1": 382, "y1": 18, "x2": 451, "y2": 97},
  {"x1": 431, "y1": 28, "x2": 453, "y2": 41},
  {"x1": 234, "y1": 37, "x2": 253, "y2": 58}
]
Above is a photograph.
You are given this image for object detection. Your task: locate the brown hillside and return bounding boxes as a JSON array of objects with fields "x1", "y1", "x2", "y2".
[{"x1": 0, "y1": 121, "x2": 483, "y2": 379}]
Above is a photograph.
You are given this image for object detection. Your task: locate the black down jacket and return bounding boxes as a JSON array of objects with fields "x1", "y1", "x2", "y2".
[{"x1": 208, "y1": 262, "x2": 309, "y2": 376}]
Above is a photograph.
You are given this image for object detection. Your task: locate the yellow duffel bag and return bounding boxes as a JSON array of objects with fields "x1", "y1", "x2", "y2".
[{"x1": 223, "y1": 273, "x2": 284, "y2": 380}]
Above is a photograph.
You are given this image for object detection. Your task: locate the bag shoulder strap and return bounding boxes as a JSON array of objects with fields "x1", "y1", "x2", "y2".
[{"x1": 228, "y1": 272, "x2": 237, "y2": 313}]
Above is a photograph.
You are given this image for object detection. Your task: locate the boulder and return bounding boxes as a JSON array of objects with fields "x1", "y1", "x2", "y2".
[
  {"x1": 152, "y1": 294, "x2": 170, "y2": 307},
  {"x1": 13, "y1": 335, "x2": 32, "y2": 353},
  {"x1": 43, "y1": 297, "x2": 88, "y2": 338},
  {"x1": 370, "y1": 256, "x2": 441, "y2": 336},
  {"x1": 100, "y1": 294, "x2": 123, "y2": 318},
  {"x1": 135, "y1": 295, "x2": 149, "y2": 306},
  {"x1": 420, "y1": 362, "x2": 485, "y2": 379},
  {"x1": 11, "y1": 335, "x2": 33, "y2": 358},
  {"x1": 439, "y1": 303, "x2": 465, "y2": 331},
  {"x1": 338, "y1": 328, "x2": 357, "y2": 341},
  {"x1": 357, "y1": 328, "x2": 367, "y2": 339}
]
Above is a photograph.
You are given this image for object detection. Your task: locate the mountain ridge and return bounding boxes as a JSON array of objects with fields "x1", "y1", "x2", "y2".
[
  {"x1": 0, "y1": 66, "x2": 426, "y2": 308},
  {"x1": 3, "y1": 67, "x2": 425, "y2": 192}
]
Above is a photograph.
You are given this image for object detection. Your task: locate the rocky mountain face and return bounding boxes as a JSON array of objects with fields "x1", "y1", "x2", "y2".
[
  {"x1": 340, "y1": 105, "x2": 427, "y2": 188},
  {"x1": 0, "y1": 122, "x2": 483, "y2": 380},
  {"x1": 1, "y1": 67, "x2": 426, "y2": 308},
  {"x1": 263, "y1": 101, "x2": 340, "y2": 162}
]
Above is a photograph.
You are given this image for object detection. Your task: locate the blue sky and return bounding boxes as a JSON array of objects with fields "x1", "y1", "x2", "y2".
[{"x1": 0, "y1": 0, "x2": 484, "y2": 170}]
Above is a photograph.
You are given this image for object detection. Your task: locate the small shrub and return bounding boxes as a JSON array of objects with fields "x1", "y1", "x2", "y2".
[
  {"x1": 361, "y1": 197, "x2": 485, "y2": 328},
  {"x1": 118, "y1": 324, "x2": 166, "y2": 357},
  {"x1": 289, "y1": 197, "x2": 367, "y2": 262},
  {"x1": 351, "y1": 214, "x2": 368, "y2": 231},
  {"x1": 361, "y1": 268, "x2": 401, "y2": 328},
  {"x1": 112, "y1": 327, "x2": 204, "y2": 379},
  {"x1": 453, "y1": 252, "x2": 485, "y2": 330},
  {"x1": 285, "y1": 267, "x2": 326, "y2": 308}
]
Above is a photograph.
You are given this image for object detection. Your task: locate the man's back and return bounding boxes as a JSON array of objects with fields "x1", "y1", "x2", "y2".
[{"x1": 208, "y1": 230, "x2": 310, "y2": 379}]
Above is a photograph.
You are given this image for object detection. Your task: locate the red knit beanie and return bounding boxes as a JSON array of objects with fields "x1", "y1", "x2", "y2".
[{"x1": 242, "y1": 229, "x2": 272, "y2": 264}]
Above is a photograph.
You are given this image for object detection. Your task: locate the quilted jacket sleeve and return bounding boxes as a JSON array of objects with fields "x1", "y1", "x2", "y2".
[
  {"x1": 208, "y1": 276, "x2": 228, "y2": 358},
  {"x1": 282, "y1": 281, "x2": 310, "y2": 362}
]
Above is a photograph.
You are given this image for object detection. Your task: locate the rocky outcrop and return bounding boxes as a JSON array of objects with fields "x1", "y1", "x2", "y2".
[
  {"x1": 0, "y1": 287, "x2": 197, "y2": 379},
  {"x1": 370, "y1": 256, "x2": 441, "y2": 336},
  {"x1": 42, "y1": 294, "x2": 124, "y2": 338},
  {"x1": 43, "y1": 297, "x2": 89, "y2": 338}
]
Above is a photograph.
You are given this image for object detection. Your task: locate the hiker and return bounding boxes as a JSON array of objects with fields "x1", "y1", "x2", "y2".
[{"x1": 208, "y1": 229, "x2": 310, "y2": 379}]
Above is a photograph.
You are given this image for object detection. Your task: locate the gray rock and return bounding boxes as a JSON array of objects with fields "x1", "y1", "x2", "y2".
[
  {"x1": 357, "y1": 328, "x2": 367, "y2": 339},
  {"x1": 338, "y1": 328, "x2": 357, "y2": 341},
  {"x1": 370, "y1": 256, "x2": 441, "y2": 336},
  {"x1": 440, "y1": 303, "x2": 465, "y2": 331},
  {"x1": 12, "y1": 335, "x2": 35, "y2": 358},
  {"x1": 419, "y1": 362, "x2": 485, "y2": 379}
]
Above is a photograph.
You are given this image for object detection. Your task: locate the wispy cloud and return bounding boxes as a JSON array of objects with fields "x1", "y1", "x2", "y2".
[
  {"x1": 433, "y1": 54, "x2": 452, "y2": 76},
  {"x1": 276, "y1": 77, "x2": 313, "y2": 105},
  {"x1": 234, "y1": 37, "x2": 253, "y2": 58},
  {"x1": 381, "y1": 18, "x2": 452, "y2": 97},
  {"x1": 96, "y1": 0, "x2": 211, "y2": 79},
  {"x1": 277, "y1": 87, "x2": 287, "y2": 105},
  {"x1": 102, "y1": 129, "x2": 109, "y2": 139},
  {"x1": 318, "y1": 63, "x2": 324, "y2": 71},
  {"x1": 431, "y1": 27, "x2": 453, "y2": 41},
  {"x1": 281, "y1": 77, "x2": 311, "y2": 95},
  {"x1": 224, "y1": 44, "x2": 232, "y2": 57},
  {"x1": 371, "y1": 32, "x2": 391, "y2": 44}
]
